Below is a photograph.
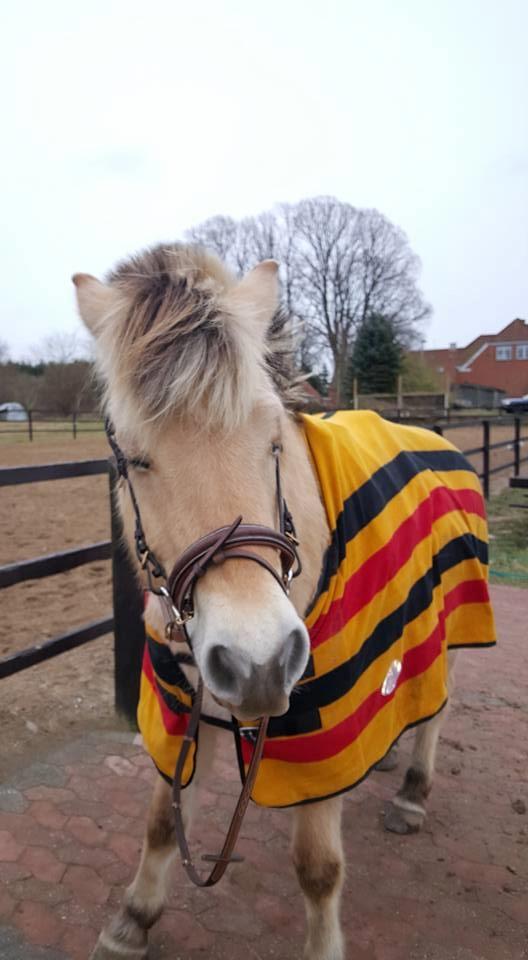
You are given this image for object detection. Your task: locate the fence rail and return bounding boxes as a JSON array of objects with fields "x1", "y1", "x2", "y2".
[
  {"x1": 0, "y1": 617, "x2": 114, "y2": 680},
  {"x1": 0, "y1": 459, "x2": 108, "y2": 487},
  {"x1": 0, "y1": 541, "x2": 111, "y2": 589}
]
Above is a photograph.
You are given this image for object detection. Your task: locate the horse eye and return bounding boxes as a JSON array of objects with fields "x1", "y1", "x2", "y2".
[{"x1": 130, "y1": 456, "x2": 151, "y2": 471}]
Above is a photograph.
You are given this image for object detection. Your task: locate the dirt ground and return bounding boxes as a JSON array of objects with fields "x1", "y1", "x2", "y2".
[
  {"x1": 0, "y1": 435, "x2": 115, "y2": 762},
  {"x1": 0, "y1": 421, "x2": 523, "y2": 765}
]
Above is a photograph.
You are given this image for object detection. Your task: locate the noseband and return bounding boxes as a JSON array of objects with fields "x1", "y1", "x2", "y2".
[
  {"x1": 167, "y1": 516, "x2": 300, "y2": 640},
  {"x1": 105, "y1": 420, "x2": 302, "y2": 886}
]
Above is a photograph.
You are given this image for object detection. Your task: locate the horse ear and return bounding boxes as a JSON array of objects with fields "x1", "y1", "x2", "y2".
[
  {"x1": 72, "y1": 273, "x2": 114, "y2": 334},
  {"x1": 232, "y1": 260, "x2": 280, "y2": 327}
]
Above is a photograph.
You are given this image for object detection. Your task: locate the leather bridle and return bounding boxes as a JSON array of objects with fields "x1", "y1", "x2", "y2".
[{"x1": 105, "y1": 420, "x2": 302, "y2": 886}]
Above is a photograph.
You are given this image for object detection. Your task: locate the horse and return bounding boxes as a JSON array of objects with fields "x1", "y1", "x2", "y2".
[{"x1": 73, "y1": 244, "x2": 496, "y2": 960}]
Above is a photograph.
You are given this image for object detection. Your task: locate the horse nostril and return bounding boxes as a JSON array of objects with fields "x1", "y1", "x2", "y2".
[
  {"x1": 281, "y1": 628, "x2": 309, "y2": 689},
  {"x1": 205, "y1": 645, "x2": 242, "y2": 702}
]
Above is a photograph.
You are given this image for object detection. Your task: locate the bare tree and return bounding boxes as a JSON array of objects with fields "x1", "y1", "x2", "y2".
[
  {"x1": 0, "y1": 366, "x2": 42, "y2": 410},
  {"x1": 33, "y1": 331, "x2": 93, "y2": 365},
  {"x1": 185, "y1": 215, "x2": 241, "y2": 268},
  {"x1": 0, "y1": 339, "x2": 9, "y2": 364},
  {"x1": 38, "y1": 361, "x2": 95, "y2": 415},
  {"x1": 291, "y1": 198, "x2": 430, "y2": 403},
  {"x1": 185, "y1": 196, "x2": 430, "y2": 404}
]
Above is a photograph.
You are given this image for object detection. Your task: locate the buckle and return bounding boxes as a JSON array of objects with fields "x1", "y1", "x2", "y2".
[
  {"x1": 239, "y1": 725, "x2": 260, "y2": 744},
  {"x1": 159, "y1": 586, "x2": 194, "y2": 635}
]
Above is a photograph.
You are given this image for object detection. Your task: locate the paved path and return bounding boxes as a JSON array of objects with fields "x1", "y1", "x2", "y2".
[{"x1": 1, "y1": 585, "x2": 527, "y2": 960}]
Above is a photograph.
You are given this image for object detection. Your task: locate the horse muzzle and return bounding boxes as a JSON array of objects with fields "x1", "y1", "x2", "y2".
[{"x1": 200, "y1": 625, "x2": 310, "y2": 720}]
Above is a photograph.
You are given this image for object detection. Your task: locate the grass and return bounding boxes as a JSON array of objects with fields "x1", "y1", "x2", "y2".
[{"x1": 487, "y1": 486, "x2": 528, "y2": 587}]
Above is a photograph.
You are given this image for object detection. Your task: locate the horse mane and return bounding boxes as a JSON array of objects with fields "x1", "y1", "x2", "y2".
[{"x1": 103, "y1": 243, "x2": 305, "y2": 430}]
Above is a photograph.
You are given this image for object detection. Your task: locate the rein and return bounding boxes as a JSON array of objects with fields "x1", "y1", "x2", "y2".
[{"x1": 105, "y1": 420, "x2": 301, "y2": 886}]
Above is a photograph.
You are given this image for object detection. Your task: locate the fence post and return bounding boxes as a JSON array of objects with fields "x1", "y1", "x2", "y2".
[
  {"x1": 514, "y1": 417, "x2": 521, "y2": 476},
  {"x1": 444, "y1": 375, "x2": 450, "y2": 420},
  {"x1": 28, "y1": 410, "x2": 33, "y2": 441},
  {"x1": 397, "y1": 375, "x2": 403, "y2": 421},
  {"x1": 109, "y1": 461, "x2": 145, "y2": 724},
  {"x1": 482, "y1": 420, "x2": 490, "y2": 500},
  {"x1": 72, "y1": 412, "x2": 77, "y2": 439},
  {"x1": 353, "y1": 378, "x2": 359, "y2": 411}
]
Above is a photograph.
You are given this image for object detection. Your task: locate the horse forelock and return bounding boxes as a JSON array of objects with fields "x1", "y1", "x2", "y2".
[{"x1": 96, "y1": 243, "x2": 305, "y2": 435}]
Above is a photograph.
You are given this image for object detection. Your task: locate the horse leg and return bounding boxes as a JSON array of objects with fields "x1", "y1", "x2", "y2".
[
  {"x1": 90, "y1": 724, "x2": 217, "y2": 959},
  {"x1": 385, "y1": 651, "x2": 458, "y2": 834},
  {"x1": 374, "y1": 743, "x2": 399, "y2": 772},
  {"x1": 292, "y1": 796, "x2": 345, "y2": 960}
]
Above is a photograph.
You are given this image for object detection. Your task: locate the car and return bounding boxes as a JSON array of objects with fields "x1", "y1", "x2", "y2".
[{"x1": 501, "y1": 394, "x2": 528, "y2": 413}]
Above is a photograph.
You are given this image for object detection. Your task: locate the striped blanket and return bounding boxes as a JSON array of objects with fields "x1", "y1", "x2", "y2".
[{"x1": 138, "y1": 411, "x2": 496, "y2": 807}]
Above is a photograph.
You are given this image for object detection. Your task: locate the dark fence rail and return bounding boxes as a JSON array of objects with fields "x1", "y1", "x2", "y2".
[
  {"x1": 0, "y1": 617, "x2": 114, "y2": 680},
  {"x1": 0, "y1": 459, "x2": 108, "y2": 487},
  {"x1": 0, "y1": 541, "x2": 111, "y2": 589}
]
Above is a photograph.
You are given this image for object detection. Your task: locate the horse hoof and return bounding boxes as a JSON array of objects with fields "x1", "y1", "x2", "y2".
[
  {"x1": 375, "y1": 746, "x2": 399, "y2": 772},
  {"x1": 89, "y1": 930, "x2": 148, "y2": 959},
  {"x1": 383, "y1": 800, "x2": 423, "y2": 835}
]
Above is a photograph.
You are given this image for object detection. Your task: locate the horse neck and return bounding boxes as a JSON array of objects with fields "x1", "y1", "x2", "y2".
[{"x1": 280, "y1": 415, "x2": 329, "y2": 618}]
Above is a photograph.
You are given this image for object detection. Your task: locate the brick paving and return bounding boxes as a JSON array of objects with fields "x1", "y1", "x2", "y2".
[{"x1": 0, "y1": 584, "x2": 527, "y2": 960}]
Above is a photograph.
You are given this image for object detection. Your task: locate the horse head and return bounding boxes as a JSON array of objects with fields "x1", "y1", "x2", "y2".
[{"x1": 74, "y1": 243, "x2": 328, "y2": 720}]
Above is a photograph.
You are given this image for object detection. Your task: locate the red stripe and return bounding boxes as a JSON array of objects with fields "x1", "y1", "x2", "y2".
[
  {"x1": 310, "y1": 486, "x2": 484, "y2": 649},
  {"x1": 141, "y1": 646, "x2": 188, "y2": 737},
  {"x1": 253, "y1": 579, "x2": 487, "y2": 765}
]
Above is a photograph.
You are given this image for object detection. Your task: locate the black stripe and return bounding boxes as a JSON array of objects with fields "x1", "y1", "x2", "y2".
[
  {"x1": 154, "y1": 677, "x2": 191, "y2": 715},
  {"x1": 300, "y1": 653, "x2": 316, "y2": 680},
  {"x1": 201, "y1": 713, "x2": 238, "y2": 731},
  {"x1": 268, "y1": 533, "x2": 488, "y2": 734},
  {"x1": 267, "y1": 704, "x2": 322, "y2": 738},
  {"x1": 314, "y1": 448, "x2": 477, "y2": 600},
  {"x1": 147, "y1": 635, "x2": 196, "y2": 696}
]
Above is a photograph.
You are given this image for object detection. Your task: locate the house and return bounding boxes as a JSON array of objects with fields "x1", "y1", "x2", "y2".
[
  {"x1": 415, "y1": 319, "x2": 528, "y2": 397},
  {"x1": 299, "y1": 380, "x2": 329, "y2": 410}
]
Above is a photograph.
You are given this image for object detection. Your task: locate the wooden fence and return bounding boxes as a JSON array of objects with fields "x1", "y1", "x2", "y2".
[
  {"x1": 0, "y1": 459, "x2": 144, "y2": 721},
  {"x1": 435, "y1": 416, "x2": 528, "y2": 499},
  {"x1": 1, "y1": 414, "x2": 527, "y2": 722},
  {"x1": 0, "y1": 411, "x2": 103, "y2": 441}
]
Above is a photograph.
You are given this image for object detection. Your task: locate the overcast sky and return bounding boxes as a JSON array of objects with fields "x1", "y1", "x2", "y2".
[{"x1": 1, "y1": 0, "x2": 527, "y2": 358}]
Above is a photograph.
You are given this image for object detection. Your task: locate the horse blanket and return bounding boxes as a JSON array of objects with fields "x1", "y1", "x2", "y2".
[{"x1": 138, "y1": 411, "x2": 496, "y2": 808}]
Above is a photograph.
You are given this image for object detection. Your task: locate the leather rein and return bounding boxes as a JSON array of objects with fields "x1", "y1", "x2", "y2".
[{"x1": 105, "y1": 420, "x2": 301, "y2": 887}]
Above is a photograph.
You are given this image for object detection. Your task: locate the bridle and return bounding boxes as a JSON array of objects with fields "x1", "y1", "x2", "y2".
[{"x1": 105, "y1": 419, "x2": 302, "y2": 886}]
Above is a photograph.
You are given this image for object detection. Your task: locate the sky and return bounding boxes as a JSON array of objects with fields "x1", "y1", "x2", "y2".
[{"x1": 1, "y1": 0, "x2": 527, "y2": 358}]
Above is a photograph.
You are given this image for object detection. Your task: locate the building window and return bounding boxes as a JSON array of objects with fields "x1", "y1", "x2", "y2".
[
  {"x1": 496, "y1": 345, "x2": 512, "y2": 361},
  {"x1": 516, "y1": 344, "x2": 528, "y2": 360}
]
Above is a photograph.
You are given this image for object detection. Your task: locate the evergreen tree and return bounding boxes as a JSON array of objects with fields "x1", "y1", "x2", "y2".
[{"x1": 351, "y1": 314, "x2": 402, "y2": 394}]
